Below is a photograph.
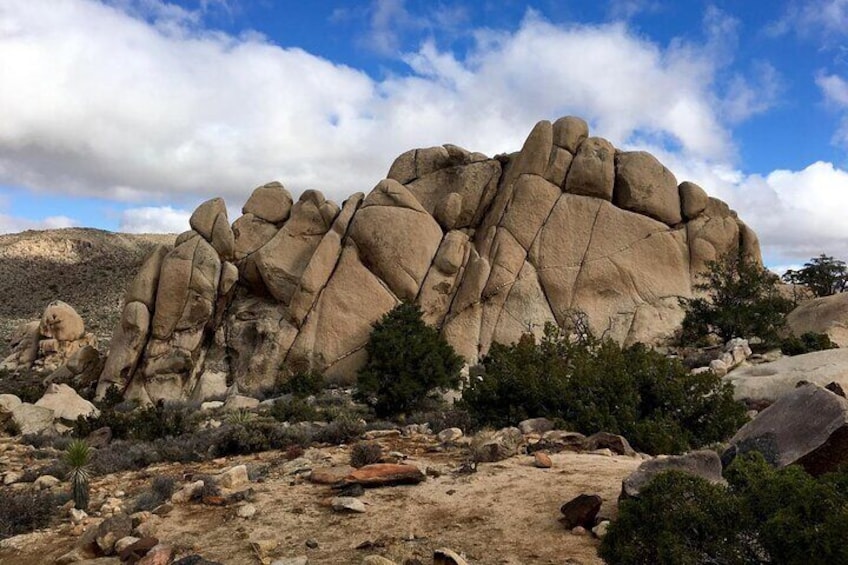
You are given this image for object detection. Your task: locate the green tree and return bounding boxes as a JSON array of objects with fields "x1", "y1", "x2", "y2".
[
  {"x1": 680, "y1": 251, "x2": 793, "y2": 346},
  {"x1": 782, "y1": 254, "x2": 848, "y2": 298},
  {"x1": 355, "y1": 303, "x2": 463, "y2": 417}
]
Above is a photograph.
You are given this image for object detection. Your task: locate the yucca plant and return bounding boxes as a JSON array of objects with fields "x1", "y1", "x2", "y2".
[
  {"x1": 226, "y1": 408, "x2": 255, "y2": 426},
  {"x1": 65, "y1": 439, "x2": 91, "y2": 511}
]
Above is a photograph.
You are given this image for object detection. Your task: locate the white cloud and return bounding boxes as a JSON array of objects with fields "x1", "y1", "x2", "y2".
[
  {"x1": 767, "y1": 0, "x2": 848, "y2": 42},
  {"x1": 0, "y1": 212, "x2": 78, "y2": 235},
  {"x1": 816, "y1": 72, "x2": 848, "y2": 145},
  {"x1": 118, "y1": 205, "x2": 190, "y2": 233}
]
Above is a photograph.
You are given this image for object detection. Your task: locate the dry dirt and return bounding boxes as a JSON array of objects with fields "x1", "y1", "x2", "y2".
[
  {"x1": 0, "y1": 228, "x2": 174, "y2": 358},
  {"x1": 0, "y1": 436, "x2": 642, "y2": 565}
]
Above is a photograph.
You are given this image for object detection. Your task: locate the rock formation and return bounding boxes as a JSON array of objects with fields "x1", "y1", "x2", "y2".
[
  {"x1": 97, "y1": 116, "x2": 761, "y2": 402},
  {"x1": 1, "y1": 300, "x2": 97, "y2": 372}
]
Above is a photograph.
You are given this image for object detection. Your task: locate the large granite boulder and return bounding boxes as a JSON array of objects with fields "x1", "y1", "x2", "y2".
[
  {"x1": 723, "y1": 383, "x2": 848, "y2": 475},
  {"x1": 98, "y1": 116, "x2": 760, "y2": 400},
  {"x1": 787, "y1": 293, "x2": 848, "y2": 347},
  {"x1": 621, "y1": 450, "x2": 724, "y2": 499}
]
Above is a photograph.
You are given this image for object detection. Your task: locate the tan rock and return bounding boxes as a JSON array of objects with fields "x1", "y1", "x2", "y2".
[
  {"x1": 96, "y1": 301, "x2": 150, "y2": 398},
  {"x1": 232, "y1": 213, "x2": 278, "y2": 260},
  {"x1": 40, "y1": 300, "x2": 85, "y2": 342},
  {"x1": 787, "y1": 293, "x2": 848, "y2": 347},
  {"x1": 543, "y1": 146, "x2": 573, "y2": 187},
  {"x1": 500, "y1": 175, "x2": 561, "y2": 250},
  {"x1": 563, "y1": 137, "x2": 615, "y2": 200},
  {"x1": 11, "y1": 403, "x2": 54, "y2": 435},
  {"x1": 35, "y1": 383, "x2": 99, "y2": 421},
  {"x1": 552, "y1": 115, "x2": 589, "y2": 153},
  {"x1": 679, "y1": 181, "x2": 708, "y2": 221},
  {"x1": 406, "y1": 160, "x2": 501, "y2": 228},
  {"x1": 613, "y1": 151, "x2": 681, "y2": 226},
  {"x1": 0, "y1": 320, "x2": 40, "y2": 370},
  {"x1": 125, "y1": 245, "x2": 169, "y2": 309},
  {"x1": 343, "y1": 463, "x2": 426, "y2": 487},
  {"x1": 189, "y1": 198, "x2": 226, "y2": 241},
  {"x1": 242, "y1": 182, "x2": 293, "y2": 224}
]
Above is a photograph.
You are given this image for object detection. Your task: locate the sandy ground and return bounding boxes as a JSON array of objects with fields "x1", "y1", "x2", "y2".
[{"x1": 0, "y1": 437, "x2": 642, "y2": 565}]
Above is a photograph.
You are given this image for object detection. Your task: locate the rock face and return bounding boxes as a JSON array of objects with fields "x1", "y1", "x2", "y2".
[
  {"x1": 2, "y1": 301, "x2": 97, "y2": 372},
  {"x1": 787, "y1": 293, "x2": 848, "y2": 347},
  {"x1": 98, "y1": 116, "x2": 760, "y2": 401},
  {"x1": 723, "y1": 383, "x2": 848, "y2": 475}
]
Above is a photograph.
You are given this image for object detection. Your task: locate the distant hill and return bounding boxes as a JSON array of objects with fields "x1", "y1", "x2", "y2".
[{"x1": 0, "y1": 228, "x2": 174, "y2": 358}]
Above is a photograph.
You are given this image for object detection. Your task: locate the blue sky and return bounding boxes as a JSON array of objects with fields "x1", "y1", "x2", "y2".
[{"x1": 1, "y1": 0, "x2": 848, "y2": 269}]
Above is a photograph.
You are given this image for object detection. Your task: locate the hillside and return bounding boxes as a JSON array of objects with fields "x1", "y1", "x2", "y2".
[{"x1": 0, "y1": 228, "x2": 174, "y2": 357}]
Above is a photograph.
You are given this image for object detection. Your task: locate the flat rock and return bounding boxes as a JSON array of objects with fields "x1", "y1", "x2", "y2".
[
  {"x1": 343, "y1": 464, "x2": 425, "y2": 487},
  {"x1": 11, "y1": 403, "x2": 54, "y2": 435},
  {"x1": 787, "y1": 293, "x2": 848, "y2": 347},
  {"x1": 621, "y1": 450, "x2": 724, "y2": 499},
  {"x1": 331, "y1": 496, "x2": 366, "y2": 513},
  {"x1": 723, "y1": 383, "x2": 848, "y2": 475},
  {"x1": 309, "y1": 466, "x2": 354, "y2": 485},
  {"x1": 35, "y1": 383, "x2": 99, "y2": 422}
]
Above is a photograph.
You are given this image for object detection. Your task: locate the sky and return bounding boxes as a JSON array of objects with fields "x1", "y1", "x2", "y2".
[{"x1": 1, "y1": 1, "x2": 848, "y2": 270}]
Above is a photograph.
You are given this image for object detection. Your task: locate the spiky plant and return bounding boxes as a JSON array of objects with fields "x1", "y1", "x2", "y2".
[
  {"x1": 226, "y1": 409, "x2": 255, "y2": 426},
  {"x1": 65, "y1": 439, "x2": 91, "y2": 511}
]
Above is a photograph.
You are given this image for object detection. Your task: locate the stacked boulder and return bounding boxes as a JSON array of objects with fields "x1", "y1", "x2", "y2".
[
  {"x1": 98, "y1": 116, "x2": 761, "y2": 402},
  {"x1": 1, "y1": 300, "x2": 97, "y2": 373}
]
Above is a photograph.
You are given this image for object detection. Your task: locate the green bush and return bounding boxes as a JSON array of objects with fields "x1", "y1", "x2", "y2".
[
  {"x1": 680, "y1": 251, "x2": 793, "y2": 347},
  {"x1": 779, "y1": 332, "x2": 838, "y2": 356},
  {"x1": 74, "y1": 399, "x2": 197, "y2": 442},
  {"x1": 600, "y1": 454, "x2": 848, "y2": 565},
  {"x1": 275, "y1": 370, "x2": 325, "y2": 398},
  {"x1": 460, "y1": 324, "x2": 746, "y2": 455},
  {"x1": 355, "y1": 302, "x2": 463, "y2": 417},
  {"x1": 269, "y1": 397, "x2": 321, "y2": 423}
]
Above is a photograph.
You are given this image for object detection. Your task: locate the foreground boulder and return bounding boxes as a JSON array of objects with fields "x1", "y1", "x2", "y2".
[
  {"x1": 97, "y1": 116, "x2": 762, "y2": 401},
  {"x1": 35, "y1": 383, "x2": 99, "y2": 422},
  {"x1": 725, "y1": 348, "x2": 848, "y2": 404},
  {"x1": 621, "y1": 450, "x2": 724, "y2": 499},
  {"x1": 722, "y1": 383, "x2": 848, "y2": 475}
]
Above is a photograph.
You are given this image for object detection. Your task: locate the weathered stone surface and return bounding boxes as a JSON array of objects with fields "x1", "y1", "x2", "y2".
[
  {"x1": 552, "y1": 116, "x2": 589, "y2": 153},
  {"x1": 564, "y1": 137, "x2": 615, "y2": 200},
  {"x1": 242, "y1": 182, "x2": 293, "y2": 224},
  {"x1": 614, "y1": 151, "x2": 681, "y2": 226},
  {"x1": 723, "y1": 383, "x2": 848, "y2": 475},
  {"x1": 584, "y1": 432, "x2": 636, "y2": 456},
  {"x1": 40, "y1": 300, "x2": 85, "y2": 342},
  {"x1": 433, "y1": 548, "x2": 470, "y2": 565},
  {"x1": 35, "y1": 383, "x2": 99, "y2": 422},
  {"x1": 0, "y1": 321, "x2": 40, "y2": 370},
  {"x1": 679, "y1": 181, "x2": 708, "y2": 221},
  {"x1": 11, "y1": 403, "x2": 54, "y2": 434},
  {"x1": 621, "y1": 450, "x2": 724, "y2": 499},
  {"x1": 787, "y1": 293, "x2": 848, "y2": 347},
  {"x1": 342, "y1": 464, "x2": 425, "y2": 487},
  {"x1": 97, "y1": 114, "x2": 760, "y2": 401},
  {"x1": 725, "y1": 349, "x2": 848, "y2": 403}
]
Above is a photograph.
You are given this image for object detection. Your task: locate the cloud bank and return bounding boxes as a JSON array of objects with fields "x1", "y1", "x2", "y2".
[{"x1": 0, "y1": 0, "x2": 847, "y2": 264}]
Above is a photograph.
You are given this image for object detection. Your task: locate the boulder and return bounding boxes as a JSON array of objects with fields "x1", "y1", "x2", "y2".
[
  {"x1": 559, "y1": 494, "x2": 602, "y2": 529},
  {"x1": 621, "y1": 450, "x2": 724, "y2": 499},
  {"x1": 40, "y1": 300, "x2": 85, "y2": 342},
  {"x1": 725, "y1": 348, "x2": 848, "y2": 404},
  {"x1": 583, "y1": 432, "x2": 636, "y2": 456},
  {"x1": 723, "y1": 383, "x2": 848, "y2": 475},
  {"x1": 0, "y1": 394, "x2": 22, "y2": 425},
  {"x1": 787, "y1": 293, "x2": 848, "y2": 347},
  {"x1": 563, "y1": 137, "x2": 615, "y2": 200},
  {"x1": 518, "y1": 417, "x2": 555, "y2": 435},
  {"x1": 11, "y1": 403, "x2": 54, "y2": 434},
  {"x1": 552, "y1": 116, "x2": 589, "y2": 153},
  {"x1": 613, "y1": 151, "x2": 681, "y2": 226},
  {"x1": 679, "y1": 181, "x2": 708, "y2": 220},
  {"x1": 35, "y1": 383, "x2": 99, "y2": 421},
  {"x1": 242, "y1": 182, "x2": 293, "y2": 224}
]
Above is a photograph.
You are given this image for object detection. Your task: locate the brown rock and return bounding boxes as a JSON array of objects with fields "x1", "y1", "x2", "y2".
[
  {"x1": 552, "y1": 116, "x2": 589, "y2": 153},
  {"x1": 584, "y1": 432, "x2": 636, "y2": 456},
  {"x1": 534, "y1": 452, "x2": 553, "y2": 468},
  {"x1": 679, "y1": 181, "x2": 708, "y2": 220},
  {"x1": 118, "y1": 536, "x2": 159, "y2": 561},
  {"x1": 137, "y1": 544, "x2": 172, "y2": 565},
  {"x1": 559, "y1": 494, "x2": 602, "y2": 529},
  {"x1": 564, "y1": 137, "x2": 615, "y2": 200},
  {"x1": 242, "y1": 182, "x2": 293, "y2": 224},
  {"x1": 40, "y1": 300, "x2": 85, "y2": 342},
  {"x1": 309, "y1": 466, "x2": 355, "y2": 485},
  {"x1": 343, "y1": 464, "x2": 425, "y2": 487}
]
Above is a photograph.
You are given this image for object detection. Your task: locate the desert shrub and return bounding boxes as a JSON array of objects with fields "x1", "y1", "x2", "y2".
[
  {"x1": 191, "y1": 474, "x2": 221, "y2": 501},
  {"x1": 680, "y1": 251, "x2": 793, "y2": 347},
  {"x1": 313, "y1": 413, "x2": 365, "y2": 445},
  {"x1": 355, "y1": 302, "x2": 463, "y2": 417},
  {"x1": 782, "y1": 254, "x2": 848, "y2": 298},
  {"x1": 0, "y1": 367, "x2": 44, "y2": 404},
  {"x1": 350, "y1": 441, "x2": 383, "y2": 468},
  {"x1": 275, "y1": 370, "x2": 325, "y2": 398},
  {"x1": 269, "y1": 397, "x2": 321, "y2": 423},
  {"x1": 65, "y1": 439, "x2": 91, "y2": 510},
  {"x1": 75, "y1": 399, "x2": 197, "y2": 441},
  {"x1": 600, "y1": 454, "x2": 848, "y2": 565},
  {"x1": 133, "y1": 475, "x2": 176, "y2": 512},
  {"x1": 215, "y1": 419, "x2": 316, "y2": 456},
  {"x1": 406, "y1": 407, "x2": 476, "y2": 434},
  {"x1": 779, "y1": 332, "x2": 838, "y2": 356},
  {"x1": 460, "y1": 324, "x2": 746, "y2": 455},
  {"x1": 20, "y1": 433, "x2": 73, "y2": 451},
  {"x1": 90, "y1": 440, "x2": 163, "y2": 475},
  {"x1": 0, "y1": 489, "x2": 58, "y2": 540}
]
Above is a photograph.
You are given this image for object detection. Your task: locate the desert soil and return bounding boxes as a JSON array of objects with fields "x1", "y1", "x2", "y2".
[{"x1": 0, "y1": 435, "x2": 641, "y2": 565}]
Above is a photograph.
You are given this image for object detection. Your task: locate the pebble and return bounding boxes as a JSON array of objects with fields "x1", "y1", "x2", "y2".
[
  {"x1": 237, "y1": 504, "x2": 257, "y2": 519},
  {"x1": 331, "y1": 496, "x2": 366, "y2": 513}
]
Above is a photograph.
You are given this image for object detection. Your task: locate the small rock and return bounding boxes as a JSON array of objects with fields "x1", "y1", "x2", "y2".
[
  {"x1": 437, "y1": 428, "x2": 463, "y2": 443},
  {"x1": 343, "y1": 464, "x2": 425, "y2": 487},
  {"x1": 583, "y1": 432, "x2": 636, "y2": 456},
  {"x1": 305, "y1": 539, "x2": 319, "y2": 549},
  {"x1": 592, "y1": 520, "x2": 610, "y2": 538},
  {"x1": 151, "y1": 504, "x2": 172, "y2": 516},
  {"x1": 223, "y1": 394, "x2": 259, "y2": 411},
  {"x1": 218, "y1": 464, "x2": 249, "y2": 489},
  {"x1": 34, "y1": 474, "x2": 60, "y2": 490},
  {"x1": 518, "y1": 417, "x2": 554, "y2": 435},
  {"x1": 331, "y1": 496, "x2": 366, "y2": 513},
  {"x1": 118, "y1": 536, "x2": 159, "y2": 561},
  {"x1": 201, "y1": 401, "x2": 224, "y2": 411},
  {"x1": 309, "y1": 466, "x2": 354, "y2": 485},
  {"x1": 171, "y1": 480, "x2": 204, "y2": 503},
  {"x1": 3, "y1": 471, "x2": 23, "y2": 485},
  {"x1": 237, "y1": 503, "x2": 256, "y2": 519},
  {"x1": 363, "y1": 556, "x2": 397, "y2": 565},
  {"x1": 560, "y1": 494, "x2": 602, "y2": 529},
  {"x1": 363, "y1": 429, "x2": 401, "y2": 440},
  {"x1": 114, "y1": 536, "x2": 141, "y2": 554},
  {"x1": 271, "y1": 557, "x2": 308, "y2": 565},
  {"x1": 571, "y1": 526, "x2": 588, "y2": 535},
  {"x1": 433, "y1": 548, "x2": 470, "y2": 565},
  {"x1": 533, "y1": 452, "x2": 552, "y2": 468},
  {"x1": 138, "y1": 543, "x2": 173, "y2": 565},
  {"x1": 69, "y1": 508, "x2": 88, "y2": 524}
]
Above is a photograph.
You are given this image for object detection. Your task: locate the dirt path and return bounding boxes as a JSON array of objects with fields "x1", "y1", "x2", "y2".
[{"x1": 0, "y1": 442, "x2": 641, "y2": 565}]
